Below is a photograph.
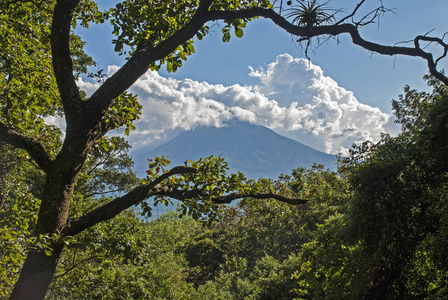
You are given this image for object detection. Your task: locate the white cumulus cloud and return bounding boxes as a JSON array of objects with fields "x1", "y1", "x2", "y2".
[{"x1": 77, "y1": 54, "x2": 398, "y2": 154}]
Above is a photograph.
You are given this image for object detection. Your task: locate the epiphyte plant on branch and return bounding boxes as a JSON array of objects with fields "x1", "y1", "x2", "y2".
[
  {"x1": 1, "y1": 0, "x2": 448, "y2": 299},
  {"x1": 283, "y1": 0, "x2": 338, "y2": 57},
  {"x1": 286, "y1": 0, "x2": 336, "y2": 28}
]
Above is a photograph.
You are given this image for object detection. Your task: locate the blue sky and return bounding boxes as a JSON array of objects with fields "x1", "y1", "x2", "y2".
[{"x1": 76, "y1": 1, "x2": 448, "y2": 154}]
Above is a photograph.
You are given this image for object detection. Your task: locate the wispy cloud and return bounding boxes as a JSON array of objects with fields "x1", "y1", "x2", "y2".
[{"x1": 76, "y1": 54, "x2": 398, "y2": 154}]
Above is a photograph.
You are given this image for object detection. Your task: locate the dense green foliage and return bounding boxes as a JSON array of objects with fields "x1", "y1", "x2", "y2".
[
  {"x1": 0, "y1": 137, "x2": 138, "y2": 298},
  {"x1": 4, "y1": 79, "x2": 447, "y2": 299},
  {"x1": 40, "y1": 164, "x2": 348, "y2": 299},
  {"x1": 0, "y1": 0, "x2": 97, "y2": 136},
  {"x1": 0, "y1": 145, "x2": 43, "y2": 298}
]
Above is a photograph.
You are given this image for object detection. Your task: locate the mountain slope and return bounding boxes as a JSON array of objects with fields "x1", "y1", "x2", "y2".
[{"x1": 133, "y1": 122, "x2": 336, "y2": 179}]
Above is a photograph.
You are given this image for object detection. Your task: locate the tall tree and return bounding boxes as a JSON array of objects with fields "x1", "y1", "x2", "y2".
[
  {"x1": 336, "y1": 78, "x2": 448, "y2": 298},
  {"x1": 1, "y1": 0, "x2": 447, "y2": 298}
]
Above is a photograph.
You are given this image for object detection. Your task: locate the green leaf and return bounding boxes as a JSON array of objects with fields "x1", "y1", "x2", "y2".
[{"x1": 235, "y1": 27, "x2": 244, "y2": 38}]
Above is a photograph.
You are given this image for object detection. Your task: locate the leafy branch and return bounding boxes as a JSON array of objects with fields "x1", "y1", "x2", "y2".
[{"x1": 64, "y1": 156, "x2": 306, "y2": 236}]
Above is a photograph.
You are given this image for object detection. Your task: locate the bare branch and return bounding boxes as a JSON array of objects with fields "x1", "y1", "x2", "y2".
[
  {"x1": 395, "y1": 29, "x2": 436, "y2": 49},
  {"x1": 84, "y1": 189, "x2": 121, "y2": 198},
  {"x1": 85, "y1": 152, "x2": 112, "y2": 176},
  {"x1": 53, "y1": 254, "x2": 107, "y2": 279},
  {"x1": 216, "y1": 192, "x2": 308, "y2": 205},
  {"x1": 414, "y1": 35, "x2": 448, "y2": 65},
  {"x1": 0, "y1": 121, "x2": 53, "y2": 172},
  {"x1": 353, "y1": 4, "x2": 391, "y2": 27},
  {"x1": 0, "y1": 193, "x2": 7, "y2": 211},
  {"x1": 205, "y1": 8, "x2": 448, "y2": 85},
  {"x1": 335, "y1": 0, "x2": 366, "y2": 25},
  {"x1": 158, "y1": 188, "x2": 307, "y2": 205}
]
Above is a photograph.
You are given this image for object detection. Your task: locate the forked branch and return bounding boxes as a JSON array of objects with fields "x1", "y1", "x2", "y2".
[{"x1": 0, "y1": 121, "x2": 53, "y2": 172}]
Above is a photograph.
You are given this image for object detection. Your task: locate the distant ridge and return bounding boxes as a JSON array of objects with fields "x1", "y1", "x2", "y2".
[{"x1": 133, "y1": 122, "x2": 336, "y2": 179}]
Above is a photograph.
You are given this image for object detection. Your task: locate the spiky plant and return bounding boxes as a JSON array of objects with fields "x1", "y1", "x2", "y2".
[{"x1": 287, "y1": 0, "x2": 335, "y2": 28}]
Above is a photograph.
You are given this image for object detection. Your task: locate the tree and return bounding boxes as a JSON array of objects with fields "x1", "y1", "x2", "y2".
[
  {"x1": 181, "y1": 165, "x2": 348, "y2": 299},
  {"x1": 272, "y1": 80, "x2": 448, "y2": 299},
  {"x1": 334, "y1": 78, "x2": 448, "y2": 298},
  {"x1": 1, "y1": 0, "x2": 447, "y2": 299}
]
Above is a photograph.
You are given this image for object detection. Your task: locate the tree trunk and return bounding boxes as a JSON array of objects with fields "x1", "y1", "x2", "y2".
[
  {"x1": 9, "y1": 144, "x2": 86, "y2": 299},
  {"x1": 9, "y1": 245, "x2": 63, "y2": 300}
]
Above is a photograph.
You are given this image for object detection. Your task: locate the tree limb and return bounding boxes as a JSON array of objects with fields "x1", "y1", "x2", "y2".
[
  {"x1": 63, "y1": 166, "x2": 197, "y2": 236},
  {"x1": 0, "y1": 193, "x2": 7, "y2": 211},
  {"x1": 335, "y1": 0, "x2": 366, "y2": 25},
  {"x1": 64, "y1": 162, "x2": 306, "y2": 236},
  {"x1": 157, "y1": 188, "x2": 307, "y2": 205},
  {"x1": 415, "y1": 35, "x2": 448, "y2": 66},
  {"x1": 217, "y1": 192, "x2": 308, "y2": 205},
  {"x1": 51, "y1": 0, "x2": 86, "y2": 125},
  {"x1": 0, "y1": 121, "x2": 53, "y2": 172},
  {"x1": 53, "y1": 254, "x2": 107, "y2": 280},
  {"x1": 205, "y1": 8, "x2": 448, "y2": 85},
  {"x1": 84, "y1": 189, "x2": 122, "y2": 199}
]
